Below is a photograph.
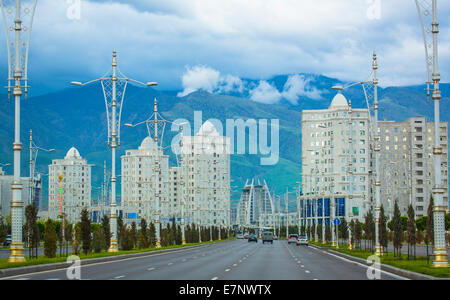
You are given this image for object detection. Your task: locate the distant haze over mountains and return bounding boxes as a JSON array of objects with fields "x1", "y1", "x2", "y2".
[{"x1": 0, "y1": 73, "x2": 449, "y2": 210}]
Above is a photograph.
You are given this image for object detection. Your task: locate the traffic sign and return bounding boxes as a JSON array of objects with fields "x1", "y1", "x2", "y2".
[{"x1": 333, "y1": 218, "x2": 341, "y2": 226}]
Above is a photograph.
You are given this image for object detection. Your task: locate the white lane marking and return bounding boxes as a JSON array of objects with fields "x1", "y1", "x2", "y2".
[
  {"x1": 0, "y1": 242, "x2": 227, "y2": 280},
  {"x1": 233, "y1": 264, "x2": 237, "y2": 267},
  {"x1": 225, "y1": 269, "x2": 231, "y2": 272},
  {"x1": 212, "y1": 277, "x2": 218, "y2": 280},
  {"x1": 305, "y1": 270, "x2": 311, "y2": 274},
  {"x1": 182, "y1": 259, "x2": 187, "y2": 262},
  {"x1": 309, "y1": 246, "x2": 409, "y2": 280},
  {"x1": 15, "y1": 278, "x2": 29, "y2": 280},
  {"x1": 46, "y1": 278, "x2": 60, "y2": 280},
  {"x1": 314, "y1": 278, "x2": 319, "y2": 280},
  {"x1": 168, "y1": 262, "x2": 173, "y2": 266},
  {"x1": 301, "y1": 265, "x2": 304, "y2": 268},
  {"x1": 148, "y1": 267, "x2": 155, "y2": 271},
  {"x1": 114, "y1": 275, "x2": 125, "y2": 279}
]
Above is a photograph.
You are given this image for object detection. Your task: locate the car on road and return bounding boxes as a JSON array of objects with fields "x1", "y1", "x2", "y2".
[
  {"x1": 297, "y1": 235, "x2": 309, "y2": 246},
  {"x1": 248, "y1": 234, "x2": 258, "y2": 243},
  {"x1": 4, "y1": 235, "x2": 11, "y2": 247},
  {"x1": 288, "y1": 234, "x2": 299, "y2": 244},
  {"x1": 273, "y1": 234, "x2": 278, "y2": 240},
  {"x1": 243, "y1": 233, "x2": 249, "y2": 239},
  {"x1": 262, "y1": 232, "x2": 274, "y2": 244},
  {"x1": 236, "y1": 234, "x2": 245, "y2": 239}
]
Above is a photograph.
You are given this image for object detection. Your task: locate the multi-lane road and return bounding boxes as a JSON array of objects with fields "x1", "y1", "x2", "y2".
[{"x1": 0, "y1": 240, "x2": 406, "y2": 280}]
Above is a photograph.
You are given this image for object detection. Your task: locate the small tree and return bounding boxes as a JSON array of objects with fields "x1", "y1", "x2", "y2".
[
  {"x1": 101, "y1": 215, "x2": 111, "y2": 251},
  {"x1": 80, "y1": 208, "x2": 92, "y2": 255},
  {"x1": 393, "y1": 201, "x2": 403, "y2": 258},
  {"x1": 325, "y1": 224, "x2": 331, "y2": 243},
  {"x1": 44, "y1": 219, "x2": 57, "y2": 258},
  {"x1": 120, "y1": 226, "x2": 134, "y2": 251},
  {"x1": 72, "y1": 223, "x2": 82, "y2": 255},
  {"x1": 339, "y1": 218, "x2": 349, "y2": 244},
  {"x1": 149, "y1": 222, "x2": 156, "y2": 247},
  {"x1": 139, "y1": 218, "x2": 149, "y2": 248},
  {"x1": 379, "y1": 205, "x2": 388, "y2": 254},
  {"x1": 355, "y1": 221, "x2": 362, "y2": 249},
  {"x1": 92, "y1": 227, "x2": 106, "y2": 253},
  {"x1": 407, "y1": 204, "x2": 416, "y2": 260},
  {"x1": 130, "y1": 222, "x2": 137, "y2": 249}
]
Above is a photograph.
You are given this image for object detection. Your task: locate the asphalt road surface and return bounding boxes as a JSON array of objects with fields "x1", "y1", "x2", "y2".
[{"x1": 1, "y1": 240, "x2": 406, "y2": 280}]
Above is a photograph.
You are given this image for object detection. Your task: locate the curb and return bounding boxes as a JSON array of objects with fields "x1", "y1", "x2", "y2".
[
  {"x1": 0, "y1": 242, "x2": 224, "y2": 279},
  {"x1": 310, "y1": 244, "x2": 448, "y2": 280}
]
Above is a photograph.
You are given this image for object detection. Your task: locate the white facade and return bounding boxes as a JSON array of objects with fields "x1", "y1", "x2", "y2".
[
  {"x1": 375, "y1": 116, "x2": 449, "y2": 218},
  {"x1": 301, "y1": 93, "x2": 371, "y2": 225},
  {"x1": 181, "y1": 121, "x2": 231, "y2": 228},
  {"x1": 48, "y1": 147, "x2": 92, "y2": 223},
  {"x1": 121, "y1": 137, "x2": 169, "y2": 225},
  {"x1": 0, "y1": 167, "x2": 31, "y2": 219}
]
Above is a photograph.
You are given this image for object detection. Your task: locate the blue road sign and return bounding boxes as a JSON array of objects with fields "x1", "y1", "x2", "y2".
[{"x1": 333, "y1": 218, "x2": 341, "y2": 226}]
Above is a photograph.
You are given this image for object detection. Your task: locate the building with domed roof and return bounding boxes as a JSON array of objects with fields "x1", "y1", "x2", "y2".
[
  {"x1": 300, "y1": 92, "x2": 371, "y2": 228},
  {"x1": 48, "y1": 147, "x2": 92, "y2": 223},
  {"x1": 121, "y1": 136, "x2": 170, "y2": 224},
  {"x1": 181, "y1": 121, "x2": 231, "y2": 230}
]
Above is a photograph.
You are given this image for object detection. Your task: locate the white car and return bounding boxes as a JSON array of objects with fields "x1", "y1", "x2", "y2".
[
  {"x1": 236, "y1": 234, "x2": 245, "y2": 239},
  {"x1": 297, "y1": 236, "x2": 309, "y2": 246},
  {"x1": 288, "y1": 234, "x2": 299, "y2": 244}
]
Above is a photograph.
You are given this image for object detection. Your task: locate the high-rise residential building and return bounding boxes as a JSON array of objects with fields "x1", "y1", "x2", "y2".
[
  {"x1": 0, "y1": 167, "x2": 32, "y2": 219},
  {"x1": 181, "y1": 121, "x2": 231, "y2": 229},
  {"x1": 121, "y1": 136, "x2": 169, "y2": 225},
  {"x1": 48, "y1": 147, "x2": 92, "y2": 223},
  {"x1": 300, "y1": 93, "x2": 371, "y2": 227},
  {"x1": 375, "y1": 116, "x2": 448, "y2": 218},
  {"x1": 237, "y1": 179, "x2": 274, "y2": 228}
]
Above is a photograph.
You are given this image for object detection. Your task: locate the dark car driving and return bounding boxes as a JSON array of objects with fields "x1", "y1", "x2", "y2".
[{"x1": 248, "y1": 234, "x2": 258, "y2": 243}]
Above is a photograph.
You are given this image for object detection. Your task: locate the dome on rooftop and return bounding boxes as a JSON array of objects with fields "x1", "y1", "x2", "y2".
[
  {"x1": 329, "y1": 93, "x2": 349, "y2": 109},
  {"x1": 65, "y1": 147, "x2": 81, "y2": 159},
  {"x1": 139, "y1": 136, "x2": 157, "y2": 150}
]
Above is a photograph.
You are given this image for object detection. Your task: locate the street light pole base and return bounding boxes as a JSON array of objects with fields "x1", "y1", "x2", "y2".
[
  {"x1": 432, "y1": 248, "x2": 449, "y2": 268},
  {"x1": 375, "y1": 245, "x2": 384, "y2": 256},
  {"x1": 156, "y1": 240, "x2": 161, "y2": 248},
  {"x1": 348, "y1": 242, "x2": 353, "y2": 250},
  {"x1": 8, "y1": 244, "x2": 25, "y2": 263},
  {"x1": 108, "y1": 241, "x2": 118, "y2": 253}
]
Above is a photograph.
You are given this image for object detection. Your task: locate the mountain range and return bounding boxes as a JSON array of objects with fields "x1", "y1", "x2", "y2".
[{"x1": 0, "y1": 73, "x2": 449, "y2": 211}]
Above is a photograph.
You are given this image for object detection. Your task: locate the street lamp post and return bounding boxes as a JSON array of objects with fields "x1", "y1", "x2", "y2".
[
  {"x1": 416, "y1": 0, "x2": 448, "y2": 268},
  {"x1": 1, "y1": 0, "x2": 37, "y2": 263},
  {"x1": 29, "y1": 129, "x2": 55, "y2": 209},
  {"x1": 71, "y1": 50, "x2": 157, "y2": 252}
]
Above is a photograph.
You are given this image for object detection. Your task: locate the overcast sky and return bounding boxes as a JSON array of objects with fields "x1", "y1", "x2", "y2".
[{"x1": 0, "y1": 0, "x2": 448, "y2": 97}]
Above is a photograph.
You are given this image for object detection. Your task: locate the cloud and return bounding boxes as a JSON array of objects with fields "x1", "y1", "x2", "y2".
[
  {"x1": 177, "y1": 66, "x2": 221, "y2": 97},
  {"x1": 249, "y1": 81, "x2": 282, "y2": 104},
  {"x1": 282, "y1": 74, "x2": 323, "y2": 104},
  {"x1": 1, "y1": 0, "x2": 449, "y2": 96}
]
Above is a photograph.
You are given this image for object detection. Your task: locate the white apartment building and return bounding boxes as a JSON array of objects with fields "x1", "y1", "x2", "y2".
[
  {"x1": 375, "y1": 116, "x2": 448, "y2": 219},
  {"x1": 181, "y1": 121, "x2": 231, "y2": 228},
  {"x1": 0, "y1": 166, "x2": 32, "y2": 219},
  {"x1": 121, "y1": 137, "x2": 170, "y2": 225},
  {"x1": 48, "y1": 147, "x2": 92, "y2": 223},
  {"x1": 300, "y1": 93, "x2": 371, "y2": 226}
]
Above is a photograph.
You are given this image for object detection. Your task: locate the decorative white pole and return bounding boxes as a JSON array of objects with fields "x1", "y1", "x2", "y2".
[
  {"x1": 1, "y1": 0, "x2": 37, "y2": 263},
  {"x1": 373, "y1": 52, "x2": 383, "y2": 257},
  {"x1": 71, "y1": 50, "x2": 156, "y2": 252},
  {"x1": 429, "y1": 0, "x2": 448, "y2": 268}
]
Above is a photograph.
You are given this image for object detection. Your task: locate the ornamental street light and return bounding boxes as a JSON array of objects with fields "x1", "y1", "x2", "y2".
[
  {"x1": 415, "y1": 0, "x2": 448, "y2": 268},
  {"x1": 71, "y1": 50, "x2": 157, "y2": 252},
  {"x1": 331, "y1": 55, "x2": 380, "y2": 254},
  {"x1": 1, "y1": 0, "x2": 37, "y2": 263},
  {"x1": 29, "y1": 129, "x2": 55, "y2": 210},
  {"x1": 124, "y1": 98, "x2": 167, "y2": 248}
]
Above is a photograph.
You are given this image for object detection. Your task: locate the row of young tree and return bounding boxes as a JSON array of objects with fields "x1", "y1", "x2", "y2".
[
  {"x1": 18, "y1": 206, "x2": 233, "y2": 258},
  {"x1": 300, "y1": 197, "x2": 449, "y2": 261}
]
